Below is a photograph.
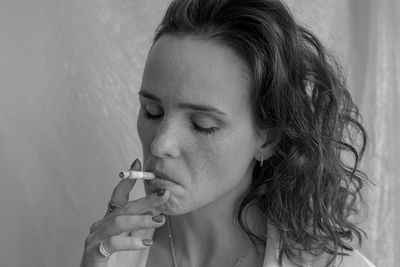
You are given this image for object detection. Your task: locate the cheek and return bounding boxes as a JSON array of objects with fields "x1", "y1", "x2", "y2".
[{"x1": 193, "y1": 134, "x2": 249, "y2": 187}]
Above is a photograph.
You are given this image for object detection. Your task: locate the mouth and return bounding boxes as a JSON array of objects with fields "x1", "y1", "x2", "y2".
[{"x1": 145, "y1": 169, "x2": 180, "y2": 187}]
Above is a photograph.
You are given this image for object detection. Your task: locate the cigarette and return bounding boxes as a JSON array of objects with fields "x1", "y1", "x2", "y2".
[{"x1": 119, "y1": 171, "x2": 155, "y2": 180}]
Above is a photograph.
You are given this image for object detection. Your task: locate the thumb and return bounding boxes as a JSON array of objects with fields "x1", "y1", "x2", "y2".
[{"x1": 111, "y1": 158, "x2": 142, "y2": 206}]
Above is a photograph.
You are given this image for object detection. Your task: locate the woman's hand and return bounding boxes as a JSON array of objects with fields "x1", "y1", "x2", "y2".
[{"x1": 80, "y1": 159, "x2": 169, "y2": 267}]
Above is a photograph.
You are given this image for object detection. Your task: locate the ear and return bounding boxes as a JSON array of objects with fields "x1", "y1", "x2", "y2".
[{"x1": 254, "y1": 128, "x2": 280, "y2": 163}]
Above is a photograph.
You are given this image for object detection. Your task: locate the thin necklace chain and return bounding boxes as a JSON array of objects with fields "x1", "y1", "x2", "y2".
[
  {"x1": 166, "y1": 216, "x2": 253, "y2": 267},
  {"x1": 167, "y1": 216, "x2": 178, "y2": 267}
]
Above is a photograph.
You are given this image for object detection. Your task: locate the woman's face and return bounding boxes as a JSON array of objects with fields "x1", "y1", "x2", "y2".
[{"x1": 137, "y1": 35, "x2": 267, "y2": 215}]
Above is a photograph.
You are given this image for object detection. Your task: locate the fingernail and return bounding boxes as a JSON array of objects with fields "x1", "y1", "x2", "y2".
[
  {"x1": 156, "y1": 190, "x2": 165, "y2": 196},
  {"x1": 142, "y1": 239, "x2": 153, "y2": 246},
  {"x1": 152, "y1": 215, "x2": 165, "y2": 223},
  {"x1": 131, "y1": 158, "x2": 139, "y2": 169}
]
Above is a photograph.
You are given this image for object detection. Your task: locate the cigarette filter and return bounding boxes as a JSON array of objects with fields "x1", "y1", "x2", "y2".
[{"x1": 119, "y1": 171, "x2": 155, "y2": 180}]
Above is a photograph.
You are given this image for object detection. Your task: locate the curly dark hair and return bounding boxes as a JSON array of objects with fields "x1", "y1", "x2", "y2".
[{"x1": 152, "y1": 0, "x2": 369, "y2": 265}]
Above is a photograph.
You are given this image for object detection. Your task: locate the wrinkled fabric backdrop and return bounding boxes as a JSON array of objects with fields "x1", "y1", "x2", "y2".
[{"x1": 0, "y1": 0, "x2": 398, "y2": 266}]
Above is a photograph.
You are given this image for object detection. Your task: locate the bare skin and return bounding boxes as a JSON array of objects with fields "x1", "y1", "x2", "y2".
[
  {"x1": 80, "y1": 34, "x2": 374, "y2": 267},
  {"x1": 80, "y1": 159, "x2": 170, "y2": 267},
  {"x1": 137, "y1": 35, "x2": 272, "y2": 267}
]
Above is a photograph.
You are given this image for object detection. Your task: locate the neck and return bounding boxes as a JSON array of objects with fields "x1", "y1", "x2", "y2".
[{"x1": 167, "y1": 180, "x2": 266, "y2": 266}]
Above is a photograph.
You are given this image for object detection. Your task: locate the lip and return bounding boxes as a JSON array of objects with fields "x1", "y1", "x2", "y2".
[{"x1": 148, "y1": 169, "x2": 180, "y2": 185}]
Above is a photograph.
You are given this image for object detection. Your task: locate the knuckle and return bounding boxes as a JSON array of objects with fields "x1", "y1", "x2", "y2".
[
  {"x1": 84, "y1": 234, "x2": 94, "y2": 247},
  {"x1": 89, "y1": 221, "x2": 99, "y2": 233},
  {"x1": 128, "y1": 237, "x2": 140, "y2": 248},
  {"x1": 112, "y1": 215, "x2": 131, "y2": 230},
  {"x1": 138, "y1": 215, "x2": 151, "y2": 226},
  {"x1": 112, "y1": 216, "x2": 125, "y2": 229},
  {"x1": 108, "y1": 235, "x2": 120, "y2": 250}
]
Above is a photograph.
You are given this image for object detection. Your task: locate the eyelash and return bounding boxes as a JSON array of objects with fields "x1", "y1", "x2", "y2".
[{"x1": 141, "y1": 110, "x2": 217, "y2": 135}]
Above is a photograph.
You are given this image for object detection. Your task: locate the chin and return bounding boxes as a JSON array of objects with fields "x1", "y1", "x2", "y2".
[
  {"x1": 143, "y1": 183, "x2": 202, "y2": 215},
  {"x1": 159, "y1": 195, "x2": 195, "y2": 216}
]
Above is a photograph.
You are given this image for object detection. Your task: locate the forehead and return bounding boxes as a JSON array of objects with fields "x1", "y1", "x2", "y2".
[{"x1": 141, "y1": 35, "x2": 252, "y2": 117}]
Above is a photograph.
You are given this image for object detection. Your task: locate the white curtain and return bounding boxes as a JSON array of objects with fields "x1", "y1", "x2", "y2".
[{"x1": 0, "y1": 1, "x2": 397, "y2": 266}]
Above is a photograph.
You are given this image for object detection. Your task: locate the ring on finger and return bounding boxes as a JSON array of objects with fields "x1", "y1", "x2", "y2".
[
  {"x1": 107, "y1": 200, "x2": 121, "y2": 213},
  {"x1": 98, "y1": 239, "x2": 112, "y2": 258}
]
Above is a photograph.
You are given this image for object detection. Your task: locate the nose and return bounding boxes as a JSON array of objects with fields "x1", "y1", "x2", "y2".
[{"x1": 150, "y1": 118, "x2": 181, "y2": 159}]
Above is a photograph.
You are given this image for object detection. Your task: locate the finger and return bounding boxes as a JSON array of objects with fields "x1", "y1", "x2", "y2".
[
  {"x1": 90, "y1": 218, "x2": 103, "y2": 234},
  {"x1": 91, "y1": 235, "x2": 153, "y2": 262},
  {"x1": 122, "y1": 189, "x2": 170, "y2": 216},
  {"x1": 111, "y1": 158, "x2": 142, "y2": 207},
  {"x1": 100, "y1": 191, "x2": 169, "y2": 233},
  {"x1": 104, "y1": 235, "x2": 153, "y2": 254},
  {"x1": 98, "y1": 214, "x2": 166, "y2": 238}
]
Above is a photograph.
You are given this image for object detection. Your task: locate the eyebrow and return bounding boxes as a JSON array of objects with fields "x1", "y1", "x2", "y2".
[{"x1": 138, "y1": 90, "x2": 227, "y2": 116}]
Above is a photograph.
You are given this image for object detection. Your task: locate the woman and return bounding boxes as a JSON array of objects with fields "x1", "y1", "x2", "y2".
[{"x1": 80, "y1": 0, "x2": 375, "y2": 266}]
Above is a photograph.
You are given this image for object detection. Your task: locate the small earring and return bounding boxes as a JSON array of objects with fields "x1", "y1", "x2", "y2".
[{"x1": 260, "y1": 154, "x2": 264, "y2": 167}]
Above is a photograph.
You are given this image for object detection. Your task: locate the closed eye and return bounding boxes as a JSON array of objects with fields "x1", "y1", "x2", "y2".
[{"x1": 140, "y1": 109, "x2": 218, "y2": 136}]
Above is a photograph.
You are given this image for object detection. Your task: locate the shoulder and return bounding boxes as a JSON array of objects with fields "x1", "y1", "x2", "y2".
[{"x1": 335, "y1": 250, "x2": 376, "y2": 267}]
